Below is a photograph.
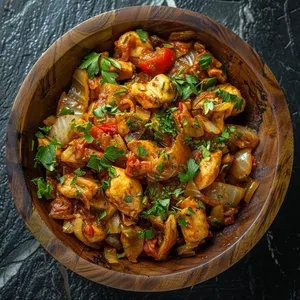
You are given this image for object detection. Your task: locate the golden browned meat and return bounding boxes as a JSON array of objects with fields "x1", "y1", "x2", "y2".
[{"x1": 105, "y1": 167, "x2": 143, "y2": 218}]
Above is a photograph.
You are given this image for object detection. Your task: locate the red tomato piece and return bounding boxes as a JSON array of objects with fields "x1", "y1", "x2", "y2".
[
  {"x1": 96, "y1": 121, "x2": 117, "y2": 135},
  {"x1": 84, "y1": 224, "x2": 94, "y2": 237},
  {"x1": 138, "y1": 48, "x2": 175, "y2": 76}
]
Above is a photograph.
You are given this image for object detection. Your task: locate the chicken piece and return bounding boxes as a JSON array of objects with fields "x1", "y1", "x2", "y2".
[
  {"x1": 114, "y1": 31, "x2": 153, "y2": 62},
  {"x1": 57, "y1": 174, "x2": 99, "y2": 209},
  {"x1": 57, "y1": 68, "x2": 90, "y2": 116},
  {"x1": 49, "y1": 194, "x2": 73, "y2": 219},
  {"x1": 105, "y1": 167, "x2": 143, "y2": 218},
  {"x1": 178, "y1": 196, "x2": 209, "y2": 249},
  {"x1": 127, "y1": 140, "x2": 160, "y2": 161},
  {"x1": 130, "y1": 74, "x2": 176, "y2": 109},
  {"x1": 109, "y1": 60, "x2": 135, "y2": 80},
  {"x1": 97, "y1": 82, "x2": 129, "y2": 107},
  {"x1": 194, "y1": 150, "x2": 222, "y2": 190},
  {"x1": 157, "y1": 214, "x2": 177, "y2": 260},
  {"x1": 90, "y1": 192, "x2": 117, "y2": 221},
  {"x1": 169, "y1": 41, "x2": 193, "y2": 58}
]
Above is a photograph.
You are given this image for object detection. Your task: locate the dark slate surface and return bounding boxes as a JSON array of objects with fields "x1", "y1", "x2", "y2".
[{"x1": 0, "y1": 0, "x2": 299, "y2": 299}]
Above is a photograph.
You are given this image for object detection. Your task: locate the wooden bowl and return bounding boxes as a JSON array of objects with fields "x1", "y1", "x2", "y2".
[{"x1": 6, "y1": 6, "x2": 293, "y2": 291}]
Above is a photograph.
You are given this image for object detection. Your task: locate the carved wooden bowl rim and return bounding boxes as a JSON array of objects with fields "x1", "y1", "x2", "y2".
[{"x1": 6, "y1": 6, "x2": 293, "y2": 291}]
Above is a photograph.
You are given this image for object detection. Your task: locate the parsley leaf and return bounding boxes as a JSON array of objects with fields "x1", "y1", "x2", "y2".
[
  {"x1": 104, "y1": 145, "x2": 125, "y2": 161},
  {"x1": 157, "y1": 163, "x2": 164, "y2": 173},
  {"x1": 39, "y1": 126, "x2": 51, "y2": 134},
  {"x1": 113, "y1": 89, "x2": 127, "y2": 96},
  {"x1": 73, "y1": 122, "x2": 94, "y2": 144},
  {"x1": 198, "y1": 54, "x2": 212, "y2": 70},
  {"x1": 163, "y1": 43, "x2": 173, "y2": 48},
  {"x1": 201, "y1": 145, "x2": 211, "y2": 160},
  {"x1": 34, "y1": 141, "x2": 57, "y2": 171},
  {"x1": 74, "y1": 168, "x2": 86, "y2": 176},
  {"x1": 136, "y1": 29, "x2": 148, "y2": 42},
  {"x1": 137, "y1": 228, "x2": 155, "y2": 240},
  {"x1": 215, "y1": 89, "x2": 244, "y2": 110},
  {"x1": 98, "y1": 210, "x2": 107, "y2": 222},
  {"x1": 93, "y1": 105, "x2": 120, "y2": 117},
  {"x1": 138, "y1": 145, "x2": 149, "y2": 156},
  {"x1": 101, "y1": 71, "x2": 119, "y2": 85},
  {"x1": 101, "y1": 57, "x2": 121, "y2": 70},
  {"x1": 198, "y1": 77, "x2": 217, "y2": 92},
  {"x1": 178, "y1": 158, "x2": 199, "y2": 183},
  {"x1": 79, "y1": 52, "x2": 101, "y2": 79},
  {"x1": 31, "y1": 177, "x2": 53, "y2": 200},
  {"x1": 141, "y1": 198, "x2": 170, "y2": 220},
  {"x1": 57, "y1": 107, "x2": 75, "y2": 116},
  {"x1": 203, "y1": 100, "x2": 215, "y2": 114},
  {"x1": 187, "y1": 207, "x2": 196, "y2": 215},
  {"x1": 70, "y1": 176, "x2": 78, "y2": 185},
  {"x1": 178, "y1": 217, "x2": 188, "y2": 227},
  {"x1": 124, "y1": 196, "x2": 133, "y2": 203}
]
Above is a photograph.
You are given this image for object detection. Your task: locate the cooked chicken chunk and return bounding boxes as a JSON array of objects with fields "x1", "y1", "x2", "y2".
[
  {"x1": 130, "y1": 74, "x2": 176, "y2": 109},
  {"x1": 105, "y1": 167, "x2": 143, "y2": 218},
  {"x1": 127, "y1": 140, "x2": 160, "y2": 161},
  {"x1": 194, "y1": 150, "x2": 222, "y2": 190},
  {"x1": 178, "y1": 197, "x2": 209, "y2": 249},
  {"x1": 57, "y1": 174, "x2": 99, "y2": 209}
]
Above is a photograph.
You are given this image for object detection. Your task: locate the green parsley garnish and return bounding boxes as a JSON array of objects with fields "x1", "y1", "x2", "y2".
[
  {"x1": 137, "y1": 228, "x2": 155, "y2": 240},
  {"x1": 79, "y1": 52, "x2": 101, "y2": 79},
  {"x1": 138, "y1": 145, "x2": 149, "y2": 157},
  {"x1": 124, "y1": 196, "x2": 133, "y2": 203},
  {"x1": 187, "y1": 207, "x2": 196, "y2": 215},
  {"x1": 141, "y1": 198, "x2": 170, "y2": 220},
  {"x1": 198, "y1": 54, "x2": 212, "y2": 70},
  {"x1": 93, "y1": 104, "x2": 120, "y2": 117},
  {"x1": 157, "y1": 163, "x2": 165, "y2": 173},
  {"x1": 113, "y1": 89, "x2": 127, "y2": 96},
  {"x1": 215, "y1": 89, "x2": 244, "y2": 110},
  {"x1": 203, "y1": 100, "x2": 215, "y2": 114},
  {"x1": 73, "y1": 122, "x2": 94, "y2": 144},
  {"x1": 178, "y1": 158, "x2": 199, "y2": 183},
  {"x1": 163, "y1": 43, "x2": 173, "y2": 48},
  {"x1": 31, "y1": 177, "x2": 52, "y2": 200},
  {"x1": 57, "y1": 107, "x2": 75, "y2": 116},
  {"x1": 34, "y1": 140, "x2": 59, "y2": 171},
  {"x1": 98, "y1": 210, "x2": 107, "y2": 222},
  {"x1": 74, "y1": 168, "x2": 86, "y2": 176},
  {"x1": 178, "y1": 217, "x2": 188, "y2": 227},
  {"x1": 136, "y1": 29, "x2": 148, "y2": 42}
]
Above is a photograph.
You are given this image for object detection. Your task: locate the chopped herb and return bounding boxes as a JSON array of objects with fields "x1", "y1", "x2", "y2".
[
  {"x1": 108, "y1": 166, "x2": 116, "y2": 178},
  {"x1": 104, "y1": 145, "x2": 125, "y2": 161},
  {"x1": 187, "y1": 207, "x2": 196, "y2": 215},
  {"x1": 182, "y1": 117, "x2": 188, "y2": 126},
  {"x1": 137, "y1": 228, "x2": 156, "y2": 240},
  {"x1": 163, "y1": 43, "x2": 173, "y2": 48},
  {"x1": 157, "y1": 163, "x2": 164, "y2": 173},
  {"x1": 198, "y1": 54, "x2": 212, "y2": 70},
  {"x1": 178, "y1": 217, "x2": 188, "y2": 227},
  {"x1": 198, "y1": 77, "x2": 217, "y2": 92},
  {"x1": 201, "y1": 145, "x2": 211, "y2": 160},
  {"x1": 59, "y1": 176, "x2": 65, "y2": 184},
  {"x1": 57, "y1": 107, "x2": 75, "y2": 116},
  {"x1": 178, "y1": 158, "x2": 199, "y2": 183},
  {"x1": 79, "y1": 52, "x2": 101, "y2": 79},
  {"x1": 74, "y1": 168, "x2": 86, "y2": 176},
  {"x1": 215, "y1": 89, "x2": 244, "y2": 110},
  {"x1": 31, "y1": 177, "x2": 53, "y2": 200},
  {"x1": 141, "y1": 198, "x2": 170, "y2": 220},
  {"x1": 136, "y1": 29, "x2": 148, "y2": 42},
  {"x1": 70, "y1": 176, "x2": 78, "y2": 185},
  {"x1": 35, "y1": 131, "x2": 44, "y2": 138},
  {"x1": 220, "y1": 163, "x2": 229, "y2": 173},
  {"x1": 173, "y1": 188, "x2": 184, "y2": 198},
  {"x1": 39, "y1": 126, "x2": 51, "y2": 134},
  {"x1": 145, "y1": 108, "x2": 178, "y2": 137},
  {"x1": 117, "y1": 253, "x2": 123, "y2": 259},
  {"x1": 194, "y1": 117, "x2": 201, "y2": 129},
  {"x1": 203, "y1": 100, "x2": 215, "y2": 115},
  {"x1": 100, "y1": 71, "x2": 119, "y2": 85},
  {"x1": 136, "y1": 192, "x2": 143, "y2": 197},
  {"x1": 236, "y1": 132, "x2": 243, "y2": 139},
  {"x1": 123, "y1": 245, "x2": 129, "y2": 249},
  {"x1": 98, "y1": 210, "x2": 107, "y2": 222},
  {"x1": 161, "y1": 81, "x2": 165, "y2": 90},
  {"x1": 73, "y1": 122, "x2": 94, "y2": 144},
  {"x1": 75, "y1": 184, "x2": 81, "y2": 196},
  {"x1": 93, "y1": 105, "x2": 120, "y2": 117},
  {"x1": 138, "y1": 145, "x2": 149, "y2": 157},
  {"x1": 101, "y1": 178, "x2": 110, "y2": 191},
  {"x1": 211, "y1": 218, "x2": 221, "y2": 227},
  {"x1": 124, "y1": 196, "x2": 133, "y2": 203},
  {"x1": 217, "y1": 194, "x2": 223, "y2": 199},
  {"x1": 34, "y1": 140, "x2": 58, "y2": 171},
  {"x1": 113, "y1": 89, "x2": 127, "y2": 96},
  {"x1": 101, "y1": 57, "x2": 121, "y2": 70},
  {"x1": 196, "y1": 201, "x2": 206, "y2": 210},
  {"x1": 31, "y1": 140, "x2": 35, "y2": 151}
]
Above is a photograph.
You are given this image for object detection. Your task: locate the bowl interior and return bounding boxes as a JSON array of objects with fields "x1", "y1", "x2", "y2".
[{"x1": 7, "y1": 6, "x2": 292, "y2": 290}]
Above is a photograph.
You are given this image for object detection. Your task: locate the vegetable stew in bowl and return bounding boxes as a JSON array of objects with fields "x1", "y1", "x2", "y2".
[{"x1": 31, "y1": 29, "x2": 260, "y2": 264}]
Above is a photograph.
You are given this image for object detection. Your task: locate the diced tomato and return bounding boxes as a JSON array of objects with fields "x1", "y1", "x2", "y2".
[
  {"x1": 143, "y1": 238, "x2": 160, "y2": 260},
  {"x1": 178, "y1": 102, "x2": 183, "y2": 113},
  {"x1": 138, "y1": 48, "x2": 176, "y2": 76},
  {"x1": 96, "y1": 121, "x2": 117, "y2": 135},
  {"x1": 84, "y1": 224, "x2": 94, "y2": 237},
  {"x1": 90, "y1": 125, "x2": 104, "y2": 139}
]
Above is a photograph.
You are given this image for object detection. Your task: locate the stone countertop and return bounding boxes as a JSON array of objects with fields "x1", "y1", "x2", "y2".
[{"x1": 0, "y1": 0, "x2": 299, "y2": 299}]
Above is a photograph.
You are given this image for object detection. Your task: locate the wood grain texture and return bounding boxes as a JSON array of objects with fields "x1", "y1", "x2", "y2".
[{"x1": 5, "y1": 5, "x2": 293, "y2": 291}]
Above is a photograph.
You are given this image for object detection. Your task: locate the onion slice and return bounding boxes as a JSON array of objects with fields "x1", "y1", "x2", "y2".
[{"x1": 230, "y1": 148, "x2": 252, "y2": 180}]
